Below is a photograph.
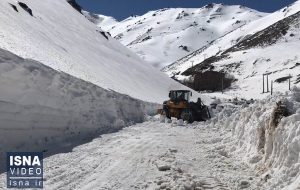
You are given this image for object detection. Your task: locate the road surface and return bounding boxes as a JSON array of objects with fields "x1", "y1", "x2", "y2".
[{"x1": 0, "y1": 120, "x2": 261, "y2": 189}]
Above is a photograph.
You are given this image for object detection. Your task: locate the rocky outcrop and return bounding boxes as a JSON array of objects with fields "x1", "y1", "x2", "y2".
[{"x1": 66, "y1": 0, "x2": 82, "y2": 13}]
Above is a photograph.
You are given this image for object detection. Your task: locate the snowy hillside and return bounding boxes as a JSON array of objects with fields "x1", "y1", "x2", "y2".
[
  {"x1": 95, "y1": 4, "x2": 267, "y2": 68},
  {"x1": 0, "y1": 0, "x2": 197, "y2": 104},
  {"x1": 164, "y1": 0, "x2": 300, "y2": 99}
]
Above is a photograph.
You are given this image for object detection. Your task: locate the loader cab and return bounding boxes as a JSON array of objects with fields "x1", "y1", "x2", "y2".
[{"x1": 169, "y1": 90, "x2": 192, "y2": 102}]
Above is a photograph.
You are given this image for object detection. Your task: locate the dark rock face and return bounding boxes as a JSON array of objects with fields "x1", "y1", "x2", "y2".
[
  {"x1": 182, "y1": 71, "x2": 234, "y2": 92},
  {"x1": 178, "y1": 11, "x2": 300, "y2": 92},
  {"x1": 193, "y1": 71, "x2": 233, "y2": 92},
  {"x1": 295, "y1": 75, "x2": 300, "y2": 84},
  {"x1": 141, "y1": 36, "x2": 151, "y2": 42},
  {"x1": 205, "y1": 3, "x2": 215, "y2": 9},
  {"x1": 97, "y1": 30, "x2": 109, "y2": 40},
  {"x1": 9, "y1": 3, "x2": 18, "y2": 12},
  {"x1": 290, "y1": 63, "x2": 300, "y2": 69},
  {"x1": 223, "y1": 11, "x2": 300, "y2": 54},
  {"x1": 18, "y1": 2, "x2": 33, "y2": 16},
  {"x1": 67, "y1": 0, "x2": 82, "y2": 14},
  {"x1": 182, "y1": 55, "x2": 228, "y2": 76},
  {"x1": 176, "y1": 11, "x2": 190, "y2": 20},
  {"x1": 179, "y1": 45, "x2": 189, "y2": 52},
  {"x1": 270, "y1": 101, "x2": 290, "y2": 128}
]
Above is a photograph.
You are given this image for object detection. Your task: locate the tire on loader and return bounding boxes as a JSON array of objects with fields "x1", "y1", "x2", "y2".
[{"x1": 180, "y1": 109, "x2": 194, "y2": 123}]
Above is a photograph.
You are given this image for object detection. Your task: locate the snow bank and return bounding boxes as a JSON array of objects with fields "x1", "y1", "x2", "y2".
[
  {"x1": 210, "y1": 89, "x2": 300, "y2": 189},
  {"x1": 0, "y1": 0, "x2": 210, "y2": 158},
  {"x1": 0, "y1": 48, "x2": 157, "y2": 155}
]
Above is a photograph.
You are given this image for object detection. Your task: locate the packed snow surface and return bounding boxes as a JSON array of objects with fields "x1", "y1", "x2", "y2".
[
  {"x1": 97, "y1": 4, "x2": 266, "y2": 69},
  {"x1": 0, "y1": 0, "x2": 199, "y2": 103}
]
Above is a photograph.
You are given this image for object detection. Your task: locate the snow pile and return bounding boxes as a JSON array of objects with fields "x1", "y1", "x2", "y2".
[
  {"x1": 96, "y1": 4, "x2": 266, "y2": 68},
  {"x1": 0, "y1": 0, "x2": 196, "y2": 104},
  {"x1": 0, "y1": 48, "x2": 157, "y2": 155},
  {"x1": 210, "y1": 88, "x2": 300, "y2": 189}
]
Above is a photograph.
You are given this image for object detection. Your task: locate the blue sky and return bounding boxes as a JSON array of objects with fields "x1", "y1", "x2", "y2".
[{"x1": 77, "y1": 0, "x2": 297, "y2": 20}]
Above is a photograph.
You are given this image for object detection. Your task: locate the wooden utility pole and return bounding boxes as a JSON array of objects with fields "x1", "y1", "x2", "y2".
[
  {"x1": 193, "y1": 76, "x2": 196, "y2": 90},
  {"x1": 263, "y1": 73, "x2": 271, "y2": 93},
  {"x1": 263, "y1": 74, "x2": 264, "y2": 93},
  {"x1": 221, "y1": 76, "x2": 224, "y2": 94},
  {"x1": 267, "y1": 74, "x2": 269, "y2": 92},
  {"x1": 289, "y1": 75, "x2": 291, "y2": 91},
  {"x1": 271, "y1": 80, "x2": 273, "y2": 95}
]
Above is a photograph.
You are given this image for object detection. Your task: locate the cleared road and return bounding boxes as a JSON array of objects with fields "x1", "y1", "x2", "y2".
[{"x1": 0, "y1": 120, "x2": 261, "y2": 189}]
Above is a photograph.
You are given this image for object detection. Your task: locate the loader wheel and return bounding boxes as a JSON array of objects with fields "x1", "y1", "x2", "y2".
[
  {"x1": 163, "y1": 108, "x2": 171, "y2": 119},
  {"x1": 181, "y1": 109, "x2": 194, "y2": 123}
]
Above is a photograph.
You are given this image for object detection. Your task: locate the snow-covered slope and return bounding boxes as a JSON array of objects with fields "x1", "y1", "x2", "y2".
[
  {"x1": 164, "y1": 0, "x2": 300, "y2": 99},
  {"x1": 0, "y1": 0, "x2": 198, "y2": 104},
  {"x1": 0, "y1": 48, "x2": 157, "y2": 154},
  {"x1": 96, "y1": 4, "x2": 266, "y2": 69}
]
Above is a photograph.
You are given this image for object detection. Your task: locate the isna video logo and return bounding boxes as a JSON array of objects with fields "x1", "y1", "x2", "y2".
[{"x1": 7, "y1": 152, "x2": 43, "y2": 188}]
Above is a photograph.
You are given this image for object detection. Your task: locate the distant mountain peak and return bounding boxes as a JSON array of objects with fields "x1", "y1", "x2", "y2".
[
  {"x1": 91, "y1": 4, "x2": 267, "y2": 69},
  {"x1": 204, "y1": 3, "x2": 220, "y2": 9}
]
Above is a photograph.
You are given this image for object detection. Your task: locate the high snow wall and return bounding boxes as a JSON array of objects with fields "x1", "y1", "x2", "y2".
[
  {"x1": 0, "y1": 49, "x2": 157, "y2": 155},
  {"x1": 0, "y1": 0, "x2": 199, "y2": 104},
  {"x1": 210, "y1": 88, "x2": 300, "y2": 189}
]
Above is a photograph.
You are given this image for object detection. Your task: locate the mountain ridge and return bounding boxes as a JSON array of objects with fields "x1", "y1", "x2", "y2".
[
  {"x1": 166, "y1": 0, "x2": 300, "y2": 99},
  {"x1": 91, "y1": 4, "x2": 267, "y2": 69}
]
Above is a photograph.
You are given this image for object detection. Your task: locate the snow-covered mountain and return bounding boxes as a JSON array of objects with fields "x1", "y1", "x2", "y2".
[
  {"x1": 0, "y1": 0, "x2": 197, "y2": 104},
  {"x1": 0, "y1": 0, "x2": 211, "y2": 156},
  {"x1": 0, "y1": 1, "x2": 299, "y2": 189},
  {"x1": 95, "y1": 4, "x2": 267, "y2": 69},
  {"x1": 163, "y1": 0, "x2": 300, "y2": 99}
]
